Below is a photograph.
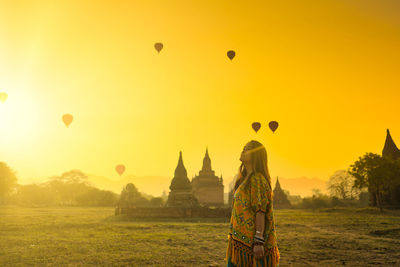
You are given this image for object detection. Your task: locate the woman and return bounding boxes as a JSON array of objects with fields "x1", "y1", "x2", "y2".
[{"x1": 225, "y1": 140, "x2": 280, "y2": 267}]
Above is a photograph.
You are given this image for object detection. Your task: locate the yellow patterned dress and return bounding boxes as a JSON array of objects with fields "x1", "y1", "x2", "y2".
[{"x1": 225, "y1": 172, "x2": 280, "y2": 267}]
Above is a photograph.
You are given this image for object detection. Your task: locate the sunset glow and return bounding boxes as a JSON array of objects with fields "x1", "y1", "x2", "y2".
[{"x1": 0, "y1": 0, "x2": 399, "y2": 196}]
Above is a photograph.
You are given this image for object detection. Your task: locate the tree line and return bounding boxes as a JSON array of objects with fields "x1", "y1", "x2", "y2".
[
  {"x1": 2, "y1": 150, "x2": 399, "y2": 210},
  {"x1": 0, "y1": 164, "x2": 165, "y2": 207},
  {"x1": 282, "y1": 152, "x2": 400, "y2": 212}
]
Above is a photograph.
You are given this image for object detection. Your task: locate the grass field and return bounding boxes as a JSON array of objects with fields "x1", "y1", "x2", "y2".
[{"x1": 0, "y1": 206, "x2": 399, "y2": 266}]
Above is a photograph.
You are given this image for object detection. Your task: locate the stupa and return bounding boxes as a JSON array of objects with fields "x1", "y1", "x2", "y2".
[
  {"x1": 273, "y1": 176, "x2": 292, "y2": 209},
  {"x1": 166, "y1": 151, "x2": 199, "y2": 207},
  {"x1": 191, "y1": 147, "x2": 224, "y2": 206},
  {"x1": 370, "y1": 129, "x2": 400, "y2": 206}
]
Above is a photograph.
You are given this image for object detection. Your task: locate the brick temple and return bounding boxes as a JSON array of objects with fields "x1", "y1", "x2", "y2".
[{"x1": 191, "y1": 147, "x2": 224, "y2": 206}]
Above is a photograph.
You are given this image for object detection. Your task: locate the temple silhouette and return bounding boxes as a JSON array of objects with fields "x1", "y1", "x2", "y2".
[
  {"x1": 191, "y1": 147, "x2": 224, "y2": 206},
  {"x1": 273, "y1": 177, "x2": 292, "y2": 209},
  {"x1": 116, "y1": 149, "x2": 231, "y2": 218},
  {"x1": 370, "y1": 129, "x2": 400, "y2": 206},
  {"x1": 167, "y1": 148, "x2": 224, "y2": 207},
  {"x1": 166, "y1": 151, "x2": 199, "y2": 207}
]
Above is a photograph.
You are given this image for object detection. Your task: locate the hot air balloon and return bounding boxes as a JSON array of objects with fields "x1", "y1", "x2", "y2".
[
  {"x1": 227, "y1": 50, "x2": 235, "y2": 60},
  {"x1": 252, "y1": 122, "x2": 261, "y2": 133},
  {"x1": 0, "y1": 92, "x2": 8, "y2": 103},
  {"x1": 62, "y1": 114, "x2": 73, "y2": 127},
  {"x1": 115, "y1": 164, "x2": 126, "y2": 176},
  {"x1": 269, "y1": 121, "x2": 279, "y2": 133},
  {"x1": 154, "y1": 42, "x2": 163, "y2": 53}
]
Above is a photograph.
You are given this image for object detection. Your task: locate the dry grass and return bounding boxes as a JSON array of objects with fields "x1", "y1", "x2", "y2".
[{"x1": 0, "y1": 206, "x2": 399, "y2": 266}]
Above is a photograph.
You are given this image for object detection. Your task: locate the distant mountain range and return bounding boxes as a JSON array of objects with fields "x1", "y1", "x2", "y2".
[{"x1": 275, "y1": 176, "x2": 328, "y2": 197}]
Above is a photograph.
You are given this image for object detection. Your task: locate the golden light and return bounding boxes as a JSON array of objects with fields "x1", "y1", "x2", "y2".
[
  {"x1": 0, "y1": 89, "x2": 45, "y2": 151},
  {"x1": 0, "y1": 92, "x2": 8, "y2": 103}
]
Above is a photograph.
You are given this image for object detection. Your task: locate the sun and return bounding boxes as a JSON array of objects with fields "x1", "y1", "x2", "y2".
[{"x1": 0, "y1": 90, "x2": 45, "y2": 151}]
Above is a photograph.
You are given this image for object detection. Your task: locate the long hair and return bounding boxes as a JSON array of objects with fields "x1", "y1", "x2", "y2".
[{"x1": 233, "y1": 140, "x2": 272, "y2": 192}]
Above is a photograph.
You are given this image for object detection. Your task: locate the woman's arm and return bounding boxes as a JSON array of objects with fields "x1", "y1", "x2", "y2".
[
  {"x1": 255, "y1": 211, "x2": 265, "y2": 237},
  {"x1": 253, "y1": 210, "x2": 266, "y2": 259}
]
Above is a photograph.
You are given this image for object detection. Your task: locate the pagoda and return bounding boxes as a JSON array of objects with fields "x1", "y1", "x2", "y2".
[
  {"x1": 191, "y1": 147, "x2": 224, "y2": 206},
  {"x1": 382, "y1": 129, "x2": 400, "y2": 160},
  {"x1": 273, "y1": 176, "x2": 292, "y2": 209},
  {"x1": 371, "y1": 129, "x2": 400, "y2": 206},
  {"x1": 166, "y1": 151, "x2": 199, "y2": 207}
]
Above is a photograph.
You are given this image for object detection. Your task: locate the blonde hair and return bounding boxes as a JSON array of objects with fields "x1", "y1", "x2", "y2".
[{"x1": 234, "y1": 140, "x2": 272, "y2": 192}]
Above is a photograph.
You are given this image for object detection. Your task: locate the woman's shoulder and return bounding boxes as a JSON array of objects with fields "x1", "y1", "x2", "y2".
[
  {"x1": 251, "y1": 172, "x2": 272, "y2": 190},
  {"x1": 253, "y1": 171, "x2": 264, "y2": 178},
  {"x1": 251, "y1": 171, "x2": 266, "y2": 181}
]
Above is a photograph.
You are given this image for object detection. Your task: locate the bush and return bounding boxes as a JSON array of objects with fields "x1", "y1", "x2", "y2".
[
  {"x1": 8, "y1": 184, "x2": 57, "y2": 206},
  {"x1": 300, "y1": 195, "x2": 331, "y2": 209},
  {"x1": 76, "y1": 188, "x2": 119, "y2": 206},
  {"x1": 8, "y1": 182, "x2": 118, "y2": 207},
  {"x1": 118, "y1": 183, "x2": 153, "y2": 207},
  {"x1": 358, "y1": 191, "x2": 370, "y2": 207},
  {"x1": 292, "y1": 192, "x2": 370, "y2": 209}
]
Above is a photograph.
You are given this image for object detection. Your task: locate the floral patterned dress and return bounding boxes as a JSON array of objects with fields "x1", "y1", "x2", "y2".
[{"x1": 225, "y1": 172, "x2": 280, "y2": 267}]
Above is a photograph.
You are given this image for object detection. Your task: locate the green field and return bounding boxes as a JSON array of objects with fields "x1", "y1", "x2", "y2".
[{"x1": 0, "y1": 206, "x2": 399, "y2": 266}]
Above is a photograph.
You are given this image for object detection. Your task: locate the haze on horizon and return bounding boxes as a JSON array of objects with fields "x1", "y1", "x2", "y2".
[{"x1": 0, "y1": 0, "x2": 399, "y2": 197}]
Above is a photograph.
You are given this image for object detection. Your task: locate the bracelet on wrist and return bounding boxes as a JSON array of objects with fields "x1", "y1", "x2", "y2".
[
  {"x1": 254, "y1": 236, "x2": 265, "y2": 241},
  {"x1": 253, "y1": 236, "x2": 265, "y2": 244}
]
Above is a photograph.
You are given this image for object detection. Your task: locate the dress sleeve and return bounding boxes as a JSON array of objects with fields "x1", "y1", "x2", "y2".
[{"x1": 250, "y1": 172, "x2": 270, "y2": 213}]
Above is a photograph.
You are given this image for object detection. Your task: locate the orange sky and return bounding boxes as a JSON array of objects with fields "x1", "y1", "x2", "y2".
[{"x1": 0, "y1": 0, "x2": 399, "y2": 195}]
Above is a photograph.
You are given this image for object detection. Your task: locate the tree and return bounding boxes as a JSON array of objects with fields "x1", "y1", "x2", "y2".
[
  {"x1": 56, "y1": 169, "x2": 90, "y2": 184},
  {"x1": 327, "y1": 170, "x2": 360, "y2": 200},
  {"x1": 119, "y1": 183, "x2": 142, "y2": 207},
  {"x1": 0, "y1": 162, "x2": 18, "y2": 204},
  {"x1": 348, "y1": 152, "x2": 400, "y2": 212},
  {"x1": 283, "y1": 190, "x2": 302, "y2": 206},
  {"x1": 311, "y1": 188, "x2": 322, "y2": 197},
  {"x1": 9, "y1": 184, "x2": 57, "y2": 206},
  {"x1": 44, "y1": 169, "x2": 92, "y2": 205}
]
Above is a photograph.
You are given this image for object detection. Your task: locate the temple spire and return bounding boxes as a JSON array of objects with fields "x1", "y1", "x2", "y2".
[
  {"x1": 273, "y1": 176, "x2": 292, "y2": 208},
  {"x1": 275, "y1": 176, "x2": 281, "y2": 191},
  {"x1": 175, "y1": 151, "x2": 187, "y2": 177},
  {"x1": 167, "y1": 151, "x2": 198, "y2": 207},
  {"x1": 383, "y1": 129, "x2": 400, "y2": 160},
  {"x1": 170, "y1": 151, "x2": 191, "y2": 190},
  {"x1": 191, "y1": 146, "x2": 223, "y2": 205},
  {"x1": 201, "y1": 146, "x2": 212, "y2": 171}
]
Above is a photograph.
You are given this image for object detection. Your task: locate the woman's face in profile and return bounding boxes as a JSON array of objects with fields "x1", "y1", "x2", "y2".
[{"x1": 240, "y1": 143, "x2": 252, "y2": 162}]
